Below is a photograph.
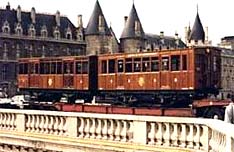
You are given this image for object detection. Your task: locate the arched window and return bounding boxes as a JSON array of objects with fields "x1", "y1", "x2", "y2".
[
  {"x1": 66, "y1": 27, "x2": 72, "y2": 40},
  {"x1": 2, "y1": 21, "x2": 10, "y2": 34},
  {"x1": 15, "y1": 23, "x2": 23, "y2": 35},
  {"x1": 41, "y1": 25, "x2": 48, "y2": 38},
  {"x1": 53, "y1": 26, "x2": 60, "y2": 40},
  {"x1": 28, "y1": 24, "x2": 36, "y2": 37}
]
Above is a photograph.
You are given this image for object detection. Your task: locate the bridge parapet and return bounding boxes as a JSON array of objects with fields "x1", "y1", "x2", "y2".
[{"x1": 0, "y1": 109, "x2": 233, "y2": 152}]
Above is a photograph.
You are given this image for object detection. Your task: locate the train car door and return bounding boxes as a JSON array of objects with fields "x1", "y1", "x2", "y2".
[
  {"x1": 116, "y1": 59, "x2": 125, "y2": 90},
  {"x1": 160, "y1": 56, "x2": 170, "y2": 89},
  {"x1": 28, "y1": 60, "x2": 39, "y2": 88},
  {"x1": 63, "y1": 59, "x2": 74, "y2": 88}
]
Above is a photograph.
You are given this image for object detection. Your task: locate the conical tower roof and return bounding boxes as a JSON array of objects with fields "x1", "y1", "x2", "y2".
[
  {"x1": 85, "y1": 0, "x2": 111, "y2": 35},
  {"x1": 189, "y1": 12, "x2": 205, "y2": 42},
  {"x1": 120, "y1": 3, "x2": 144, "y2": 39}
]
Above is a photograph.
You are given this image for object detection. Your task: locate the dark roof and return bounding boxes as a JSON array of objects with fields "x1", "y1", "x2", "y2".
[
  {"x1": 189, "y1": 12, "x2": 205, "y2": 42},
  {"x1": 85, "y1": 0, "x2": 111, "y2": 35},
  {"x1": 0, "y1": 5, "x2": 77, "y2": 39},
  {"x1": 120, "y1": 4, "x2": 144, "y2": 39},
  {"x1": 145, "y1": 34, "x2": 187, "y2": 48},
  {"x1": 221, "y1": 36, "x2": 234, "y2": 41}
]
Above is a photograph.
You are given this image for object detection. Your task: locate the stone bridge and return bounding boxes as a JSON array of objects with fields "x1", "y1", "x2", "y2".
[{"x1": 0, "y1": 108, "x2": 233, "y2": 152}]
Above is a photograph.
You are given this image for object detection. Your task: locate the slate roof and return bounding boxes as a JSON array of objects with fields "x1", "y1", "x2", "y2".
[
  {"x1": 0, "y1": 4, "x2": 77, "y2": 39},
  {"x1": 145, "y1": 34, "x2": 187, "y2": 48},
  {"x1": 189, "y1": 12, "x2": 205, "y2": 42},
  {"x1": 120, "y1": 4, "x2": 144, "y2": 39},
  {"x1": 85, "y1": 0, "x2": 111, "y2": 35}
]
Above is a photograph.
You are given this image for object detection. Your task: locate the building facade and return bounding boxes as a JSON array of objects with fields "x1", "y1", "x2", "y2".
[{"x1": 0, "y1": 3, "x2": 86, "y2": 95}]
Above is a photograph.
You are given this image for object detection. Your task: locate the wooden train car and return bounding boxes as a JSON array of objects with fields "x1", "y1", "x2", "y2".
[
  {"x1": 18, "y1": 46, "x2": 221, "y2": 105},
  {"x1": 97, "y1": 47, "x2": 221, "y2": 103}
]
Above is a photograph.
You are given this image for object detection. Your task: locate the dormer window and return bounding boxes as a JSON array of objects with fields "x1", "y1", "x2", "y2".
[
  {"x1": 28, "y1": 24, "x2": 36, "y2": 37},
  {"x1": 15, "y1": 23, "x2": 23, "y2": 35},
  {"x1": 53, "y1": 26, "x2": 60, "y2": 40},
  {"x1": 41, "y1": 25, "x2": 48, "y2": 38},
  {"x1": 66, "y1": 27, "x2": 72, "y2": 40},
  {"x1": 2, "y1": 21, "x2": 10, "y2": 34}
]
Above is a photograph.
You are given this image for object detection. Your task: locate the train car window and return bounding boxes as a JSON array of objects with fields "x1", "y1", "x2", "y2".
[
  {"x1": 182, "y1": 55, "x2": 187, "y2": 70},
  {"x1": 70, "y1": 62, "x2": 74, "y2": 74},
  {"x1": 76, "y1": 62, "x2": 82, "y2": 74},
  {"x1": 29, "y1": 63, "x2": 34, "y2": 74},
  {"x1": 171, "y1": 55, "x2": 180, "y2": 71},
  {"x1": 108, "y1": 59, "x2": 115, "y2": 73},
  {"x1": 40, "y1": 63, "x2": 44, "y2": 74},
  {"x1": 142, "y1": 57, "x2": 150, "y2": 72},
  {"x1": 45, "y1": 63, "x2": 50, "y2": 74},
  {"x1": 35, "y1": 63, "x2": 39, "y2": 74},
  {"x1": 57, "y1": 62, "x2": 62, "y2": 74},
  {"x1": 51, "y1": 62, "x2": 56, "y2": 74},
  {"x1": 19, "y1": 63, "x2": 23, "y2": 74},
  {"x1": 134, "y1": 58, "x2": 141, "y2": 72},
  {"x1": 101, "y1": 60, "x2": 107, "y2": 74},
  {"x1": 125, "y1": 58, "x2": 133, "y2": 72},
  {"x1": 213, "y1": 56, "x2": 217, "y2": 72},
  {"x1": 117, "y1": 60, "x2": 124, "y2": 73},
  {"x1": 82, "y1": 61, "x2": 88, "y2": 74},
  {"x1": 162, "y1": 57, "x2": 169, "y2": 71},
  {"x1": 64, "y1": 63, "x2": 69, "y2": 74},
  {"x1": 151, "y1": 57, "x2": 159, "y2": 71},
  {"x1": 64, "y1": 62, "x2": 74, "y2": 74},
  {"x1": 19, "y1": 63, "x2": 28, "y2": 74}
]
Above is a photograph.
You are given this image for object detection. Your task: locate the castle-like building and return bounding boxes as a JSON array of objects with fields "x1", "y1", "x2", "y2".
[{"x1": 0, "y1": 0, "x2": 208, "y2": 95}]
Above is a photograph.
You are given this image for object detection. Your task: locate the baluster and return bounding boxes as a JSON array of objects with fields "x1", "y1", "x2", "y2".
[
  {"x1": 102, "y1": 119, "x2": 108, "y2": 140},
  {"x1": 171, "y1": 123, "x2": 179, "y2": 147},
  {"x1": 127, "y1": 121, "x2": 133, "y2": 142},
  {"x1": 53, "y1": 116, "x2": 59, "y2": 135},
  {"x1": 84, "y1": 118, "x2": 90, "y2": 138},
  {"x1": 108, "y1": 119, "x2": 114, "y2": 140},
  {"x1": 155, "y1": 122, "x2": 163, "y2": 146},
  {"x1": 179, "y1": 124, "x2": 187, "y2": 148},
  {"x1": 8, "y1": 114, "x2": 13, "y2": 130},
  {"x1": 44, "y1": 116, "x2": 49, "y2": 134},
  {"x1": 163, "y1": 123, "x2": 171, "y2": 146},
  {"x1": 5, "y1": 114, "x2": 10, "y2": 130},
  {"x1": 96, "y1": 119, "x2": 102, "y2": 139},
  {"x1": 2, "y1": 114, "x2": 6, "y2": 129},
  {"x1": 48, "y1": 116, "x2": 54, "y2": 134},
  {"x1": 39, "y1": 115, "x2": 44, "y2": 133},
  {"x1": 78, "y1": 118, "x2": 85, "y2": 138},
  {"x1": 193, "y1": 125, "x2": 200, "y2": 150},
  {"x1": 187, "y1": 124, "x2": 194, "y2": 148},
  {"x1": 0, "y1": 113, "x2": 2, "y2": 129},
  {"x1": 12, "y1": 114, "x2": 16, "y2": 130},
  {"x1": 58, "y1": 117, "x2": 64, "y2": 136},
  {"x1": 120, "y1": 121, "x2": 127, "y2": 142},
  {"x1": 25, "y1": 115, "x2": 31, "y2": 132},
  {"x1": 114, "y1": 120, "x2": 121, "y2": 141},
  {"x1": 148, "y1": 122, "x2": 156, "y2": 144},
  {"x1": 35, "y1": 115, "x2": 41, "y2": 133},
  {"x1": 90, "y1": 118, "x2": 96, "y2": 139}
]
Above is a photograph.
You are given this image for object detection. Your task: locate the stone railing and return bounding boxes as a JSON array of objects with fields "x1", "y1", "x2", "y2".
[{"x1": 0, "y1": 109, "x2": 234, "y2": 152}]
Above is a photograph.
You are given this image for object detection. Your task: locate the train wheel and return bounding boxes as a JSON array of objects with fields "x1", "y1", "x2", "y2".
[{"x1": 203, "y1": 107, "x2": 224, "y2": 120}]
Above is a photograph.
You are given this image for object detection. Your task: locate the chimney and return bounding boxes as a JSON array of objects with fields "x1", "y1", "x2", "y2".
[
  {"x1": 55, "y1": 10, "x2": 60, "y2": 26},
  {"x1": 124, "y1": 16, "x2": 128, "y2": 25},
  {"x1": 31, "y1": 7, "x2": 36, "y2": 24},
  {"x1": 160, "y1": 31, "x2": 164, "y2": 38},
  {"x1": 175, "y1": 32, "x2": 179, "y2": 39},
  {"x1": 6, "y1": 2, "x2": 10, "y2": 10},
  {"x1": 17, "y1": 5, "x2": 21, "y2": 22},
  {"x1": 77, "y1": 15, "x2": 83, "y2": 28},
  {"x1": 205, "y1": 26, "x2": 208, "y2": 41}
]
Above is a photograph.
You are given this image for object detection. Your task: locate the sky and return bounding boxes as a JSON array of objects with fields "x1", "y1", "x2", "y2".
[{"x1": 1, "y1": 0, "x2": 234, "y2": 45}]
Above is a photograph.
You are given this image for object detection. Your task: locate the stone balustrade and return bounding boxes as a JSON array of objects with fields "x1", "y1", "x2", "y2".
[{"x1": 0, "y1": 108, "x2": 234, "y2": 152}]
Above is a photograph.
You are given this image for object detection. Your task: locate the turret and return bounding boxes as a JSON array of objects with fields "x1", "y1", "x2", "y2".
[{"x1": 120, "y1": 3, "x2": 145, "y2": 53}]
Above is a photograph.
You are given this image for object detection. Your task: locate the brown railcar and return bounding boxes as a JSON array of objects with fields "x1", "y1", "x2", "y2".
[
  {"x1": 98, "y1": 47, "x2": 221, "y2": 96},
  {"x1": 18, "y1": 46, "x2": 221, "y2": 103}
]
